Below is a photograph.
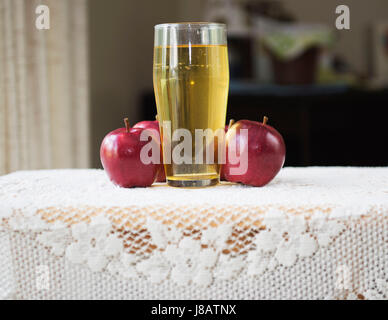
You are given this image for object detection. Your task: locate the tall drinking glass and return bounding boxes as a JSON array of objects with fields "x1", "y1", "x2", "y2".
[{"x1": 153, "y1": 23, "x2": 229, "y2": 187}]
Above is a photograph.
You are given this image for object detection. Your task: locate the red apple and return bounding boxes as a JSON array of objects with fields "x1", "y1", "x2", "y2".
[
  {"x1": 133, "y1": 120, "x2": 159, "y2": 132},
  {"x1": 220, "y1": 119, "x2": 235, "y2": 181},
  {"x1": 100, "y1": 118, "x2": 160, "y2": 187},
  {"x1": 223, "y1": 116, "x2": 285, "y2": 187},
  {"x1": 133, "y1": 119, "x2": 166, "y2": 182}
]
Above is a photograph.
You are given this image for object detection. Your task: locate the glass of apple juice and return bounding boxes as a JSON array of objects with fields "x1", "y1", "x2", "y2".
[{"x1": 153, "y1": 22, "x2": 229, "y2": 188}]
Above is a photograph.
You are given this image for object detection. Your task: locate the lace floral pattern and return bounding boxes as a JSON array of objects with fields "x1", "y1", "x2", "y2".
[
  {"x1": 326, "y1": 279, "x2": 388, "y2": 300},
  {"x1": 364, "y1": 279, "x2": 388, "y2": 300},
  {"x1": 65, "y1": 217, "x2": 123, "y2": 272},
  {"x1": 33, "y1": 210, "x2": 349, "y2": 287}
]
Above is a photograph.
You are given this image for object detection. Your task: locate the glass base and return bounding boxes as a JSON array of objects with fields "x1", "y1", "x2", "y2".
[{"x1": 167, "y1": 178, "x2": 219, "y2": 188}]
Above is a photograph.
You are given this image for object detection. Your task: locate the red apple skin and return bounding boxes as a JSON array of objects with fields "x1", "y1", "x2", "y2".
[
  {"x1": 223, "y1": 120, "x2": 286, "y2": 187},
  {"x1": 133, "y1": 120, "x2": 159, "y2": 132},
  {"x1": 100, "y1": 127, "x2": 160, "y2": 188},
  {"x1": 219, "y1": 124, "x2": 230, "y2": 181},
  {"x1": 133, "y1": 120, "x2": 166, "y2": 182}
]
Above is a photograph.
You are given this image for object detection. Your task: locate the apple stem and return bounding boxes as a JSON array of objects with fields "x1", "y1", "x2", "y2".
[
  {"x1": 263, "y1": 116, "x2": 268, "y2": 125},
  {"x1": 228, "y1": 119, "x2": 235, "y2": 129},
  {"x1": 124, "y1": 118, "x2": 130, "y2": 133}
]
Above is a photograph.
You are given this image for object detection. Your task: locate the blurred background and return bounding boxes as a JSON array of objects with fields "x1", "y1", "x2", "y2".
[{"x1": 1, "y1": 0, "x2": 388, "y2": 175}]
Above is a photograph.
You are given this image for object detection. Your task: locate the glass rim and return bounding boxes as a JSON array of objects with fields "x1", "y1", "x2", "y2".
[{"x1": 154, "y1": 22, "x2": 226, "y2": 30}]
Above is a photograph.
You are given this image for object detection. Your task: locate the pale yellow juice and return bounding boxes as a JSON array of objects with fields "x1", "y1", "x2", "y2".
[{"x1": 153, "y1": 44, "x2": 229, "y2": 182}]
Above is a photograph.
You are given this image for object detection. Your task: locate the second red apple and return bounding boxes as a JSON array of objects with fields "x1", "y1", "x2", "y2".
[{"x1": 223, "y1": 117, "x2": 286, "y2": 187}]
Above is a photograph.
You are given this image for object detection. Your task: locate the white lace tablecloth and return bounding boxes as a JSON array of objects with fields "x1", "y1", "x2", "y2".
[{"x1": 0, "y1": 167, "x2": 387, "y2": 300}]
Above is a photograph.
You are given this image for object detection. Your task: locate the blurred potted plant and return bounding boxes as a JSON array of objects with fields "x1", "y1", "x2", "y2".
[{"x1": 248, "y1": 1, "x2": 333, "y2": 85}]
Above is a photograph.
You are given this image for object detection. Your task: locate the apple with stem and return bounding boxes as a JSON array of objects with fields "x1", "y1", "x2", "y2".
[
  {"x1": 223, "y1": 116, "x2": 286, "y2": 187},
  {"x1": 100, "y1": 118, "x2": 160, "y2": 187}
]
